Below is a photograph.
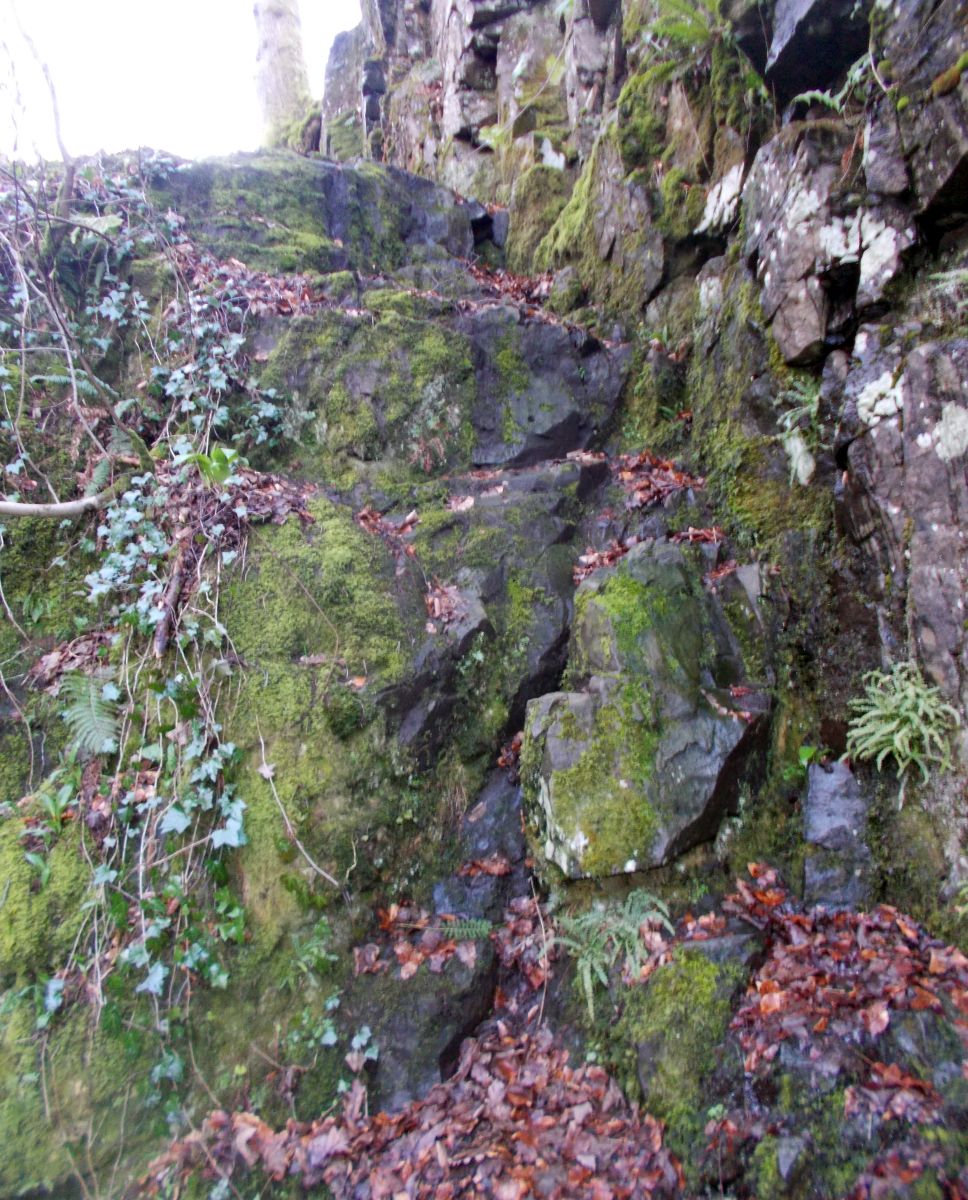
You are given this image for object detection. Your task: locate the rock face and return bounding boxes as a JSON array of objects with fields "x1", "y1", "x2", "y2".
[
  {"x1": 743, "y1": 122, "x2": 915, "y2": 364},
  {"x1": 873, "y1": 0, "x2": 968, "y2": 217},
  {"x1": 765, "y1": 0, "x2": 872, "y2": 103},
  {"x1": 840, "y1": 330, "x2": 968, "y2": 727},
  {"x1": 7, "y1": 0, "x2": 968, "y2": 1194},
  {"x1": 522, "y1": 542, "x2": 770, "y2": 878}
]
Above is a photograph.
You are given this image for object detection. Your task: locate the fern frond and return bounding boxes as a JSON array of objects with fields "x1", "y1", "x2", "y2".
[
  {"x1": 61, "y1": 672, "x2": 120, "y2": 755},
  {"x1": 846, "y1": 661, "x2": 959, "y2": 786},
  {"x1": 84, "y1": 457, "x2": 112, "y2": 497},
  {"x1": 447, "y1": 918, "x2": 493, "y2": 941}
]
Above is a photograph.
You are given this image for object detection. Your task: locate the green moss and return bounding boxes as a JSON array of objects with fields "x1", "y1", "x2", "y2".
[
  {"x1": 752, "y1": 1137, "x2": 783, "y2": 1199},
  {"x1": 255, "y1": 309, "x2": 476, "y2": 481},
  {"x1": 224, "y1": 497, "x2": 409, "y2": 680},
  {"x1": 616, "y1": 70, "x2": 666, "y2": 173},
  {"x1": 612, "y1": 946, "x2": 744, "y2": 1134},
  {"x1": 152, "y1": 154, "x2": 443, "y2": 277},
  {"x1": 362, "y1": 289, "x2": 439, "y2": 319},
  {"x1": 325, "y1": 111, "x2": 364, "y2": 161},
  {"x1": 0, "y1": 987, "x2": 163, "y2": 1197},
  {"x1": 0, "y1": 818, "x2": 89, "y2": 985},
  {"x1": 506, "y1": 165, "x2": 572, "y2": 275},
  {"x1": 535, "y1": 132, "x2": 665, "y2": 317},
  {"x1": 688, "y1": 274, "x2": 833, "y2": 557},
  {"x1": 656, "y1": 167, "x2": 707, "y2": 242},
  {"x1": 536, "y1": 684, "x2": 660, "y2": 878},
  {"x1": 536, "y1": 138, "x2": 598, "y2": 271}
]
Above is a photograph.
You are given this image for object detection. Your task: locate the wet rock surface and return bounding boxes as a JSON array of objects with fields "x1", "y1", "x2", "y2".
[{"x1": 803, "y1": 760, "x2": 873, "y2": 909}]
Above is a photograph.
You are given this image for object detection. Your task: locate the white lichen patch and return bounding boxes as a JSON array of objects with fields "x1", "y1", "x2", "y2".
[
  {"x1": 856, "y1": 370, "x2": 905, "y2": 425},
  {"x1": 541, "y1": 137, "x2": 565, "y2": 171},
  {"x1": 782, "y1": 430, "x2": 817, "y2": 485},
  {"x1": 698, "y1": 275, "x2": 723, "y2": 316},
  {"x1": 696, "y1": 163, "x2": 744, "y2": 235},
  {"x1": 786, "y1": 183, "x2": 824, "y2": 228},
  {"x1": 818, "y1": 215, "x2": 861, "y2": 263},
  {"x1": 934, "y1": 402, "x2": 968, "y2": 462},
  {"x1": 858, "y1": 214, "x2": 914, "y2": 302}
]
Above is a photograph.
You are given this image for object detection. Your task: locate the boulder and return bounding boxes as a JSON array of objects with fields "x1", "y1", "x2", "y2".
[
  {"x1": 522, "y1": 541, "x2": 770, "y2": 879},
  {"x1": 153, "y1": 154, "x2": 475, "y2": 275},
  {"x1": 460, "y1": 304, "x2": 630, "y2": 466},
  {"x1": 342, "y1": 941, "x2": 498, "y2": 1112}
]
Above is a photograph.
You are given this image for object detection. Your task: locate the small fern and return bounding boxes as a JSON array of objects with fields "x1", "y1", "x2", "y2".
[
  {"x1": 84, "y1": 457, "x2": 112, "y2": 497},
  {"x1": 652, "y1": 0, "x2": 723, "y2": 50},
  {"x1": 447, "y1": 918, "x2": 493, "y2": 941},
  {"x1": 60, "y1": 672, "x2": 120, "y2": 756},
  {"x1": 846, "y1": 661, "x2": 960, "y2": 786},
  {"x1": 553, "y1": 891, "x2": 673, "y2": 1020}
]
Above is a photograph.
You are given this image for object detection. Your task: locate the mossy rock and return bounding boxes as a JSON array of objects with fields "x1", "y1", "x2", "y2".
[
  {"x1": 151, "y1": 154, "x2": 472, "y2": 277},
  {"x1": 522, "y1": 541, "x2": 770, "y2": 879},
  {"x1": 252, "y1": 308, "x2": 477, "y2": 484},
  {"x1": 615, "y1": 944, "x2": 749, "y2": 1136},
  {"x1": 536, "y1": 134, "x2": 666, "y2": 317},
  {"x1": 506, "y1": 165, "x2": 572, "y2": 274}
]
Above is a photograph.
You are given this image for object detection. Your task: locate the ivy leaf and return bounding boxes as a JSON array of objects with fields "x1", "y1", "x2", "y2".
[
  {"x1": 135, "y1": 961, "x2": 168, "y2": 996},
  {"x1": 211, "y1": 817, "x2": 245, "y2": 849},
  {"x1": 160, "y1": 807, "x2": 191, "y2": 835}
]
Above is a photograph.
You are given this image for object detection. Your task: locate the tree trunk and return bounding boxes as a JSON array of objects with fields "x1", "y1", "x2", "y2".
[{"x1": 253, "y1": 0, "x2": 314, "y2": 147}]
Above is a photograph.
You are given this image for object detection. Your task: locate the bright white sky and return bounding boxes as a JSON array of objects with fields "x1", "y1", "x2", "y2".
[{"x1": 0, "y1": 0, "x2": 362, "y2": 160}]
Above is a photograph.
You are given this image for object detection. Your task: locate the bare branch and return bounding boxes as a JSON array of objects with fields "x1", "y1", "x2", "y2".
[{"x1": 0, "y1": 477, "x2": 127, "y2": 518}]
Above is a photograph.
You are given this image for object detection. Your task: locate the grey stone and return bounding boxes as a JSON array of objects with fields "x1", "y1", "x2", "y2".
[
  {"x1": 433, "y1": 770, "x2": 526, "y2": 918},
  {"x1": 872, "y1": 0, "x2": 968, "y2": 217},
  {"x1": 490, "y1": 207, "x2": 510, "y2": 246},
  {"x1": 844, "y1": 331, "x2": 968, "y2": 715},
  {"x1": 461, "y1": 304, "x2": 630, "y2": 467},
  {"x1": 362, "y1": 58, "x2": 388, "y2": 95},
  {"x1": 803, "y1": 761, "x2": 872, "y2": 911},
  {"x1": 343, "y1": 943, "x2": 498, "y2": 1112},
  {"x1": 743, "y1": 123, "x2": 915, "y2": 363},
  {"x1": 323, "y1": 25, "x2": 367, "y2": 125},
  {"x1": 765, "y1": 0, "x2": 872, "y2": 105},
  {"x1": 777, "y1": 1137, "x2": 807, "y2": 1183},
  {"x1": 588, "y1": 0, "x2": 619, "y2": 29},
  {"x1": 863, "y1": 102, "x2": 910, "y2": 197}
]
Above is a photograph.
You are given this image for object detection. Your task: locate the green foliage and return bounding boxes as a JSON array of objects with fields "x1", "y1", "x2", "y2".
[
  {"x1": 553, "y1": 891, "x2": 673, "y2": 1019},
  {"x1": 847, "y1": 661, "x2": 960, "y2": 784},
  {"x1": 59, "y1": 672, "x2": 121, "y2": 756},
  {"x1": 447, "y1": 917, "x2": 493, "y2": 941},
  {"x1": 651, "y1": 0, "x2": 725, "y2": 52},
  {"x1": 791, "y1": 54, "x2": 872, "y2": 115},
  {"x1": 930, "y1": 269, "x2": 968, "y2": 313},
  {"x1": 186, "y1": 445, "x2": 244, "y2": 487},
  {"x1": 773, "y1": 374, "x2": 823, "y2": 485}
]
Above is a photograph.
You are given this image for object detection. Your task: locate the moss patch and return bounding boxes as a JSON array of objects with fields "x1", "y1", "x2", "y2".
[
  {"x1": 615, "y1": 946, "x2": 743, "y2": 1120},
  {"x1": 255, "y1": 310, "x2": 477, "y2": 484},
  {"x1": 506, "y1": 165, "x2": 572, "y2": 275}
]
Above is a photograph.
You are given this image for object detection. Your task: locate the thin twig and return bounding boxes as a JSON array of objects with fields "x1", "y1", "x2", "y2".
[{"x1": 257, "y1": 725, "x2": 341, "y2": 889}]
